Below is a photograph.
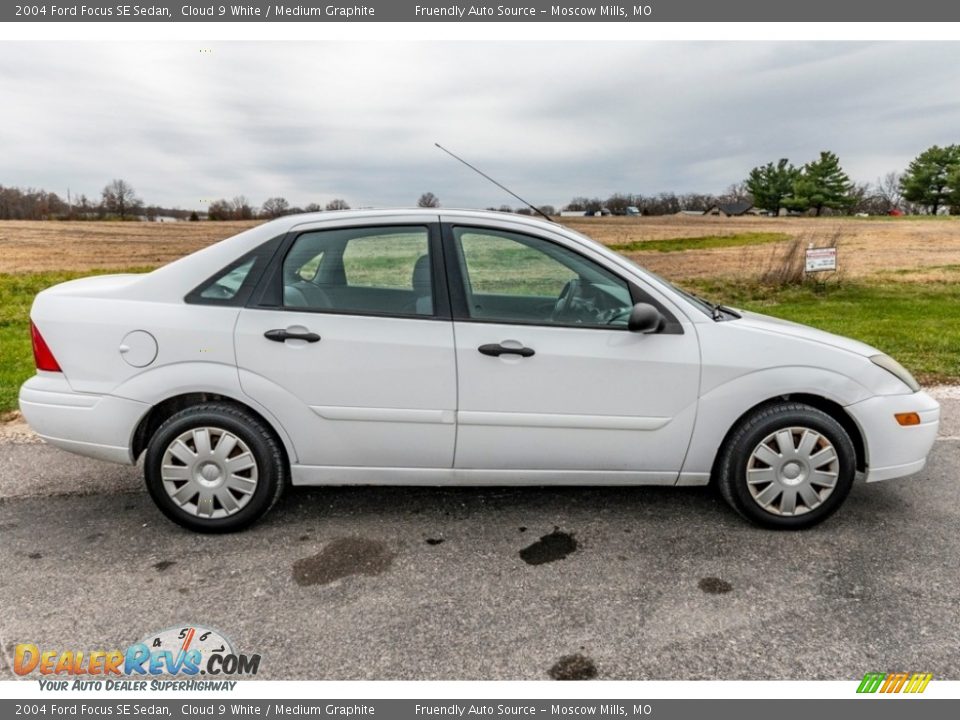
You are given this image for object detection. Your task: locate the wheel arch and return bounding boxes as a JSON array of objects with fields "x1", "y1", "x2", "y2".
[
  {"x1": 131, "y1": 392, "x2": 294, "y2": 467},
  {"x1": 708, "y1": 393, "x2": 867, "y2": 481}
]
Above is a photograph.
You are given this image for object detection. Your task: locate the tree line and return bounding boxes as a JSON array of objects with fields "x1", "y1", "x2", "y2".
[
  {"x1": 0, "y1": 179, "x2": 180, "y2": 221},
  {"x1": 3, "y1": 144, "x2": 960, "y2": 221},
  {"x1": 562, "y1": 145, "x2": 960, "y2": 217},
  {"x1": 0, "y1": 180, "x2": 444, "y2": 222}
]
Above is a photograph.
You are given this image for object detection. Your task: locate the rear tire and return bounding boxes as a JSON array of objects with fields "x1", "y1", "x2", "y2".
[
  {"x1": 144, "y1": 402, "x2": 286, "y2": 533},
  {"x1": 717, "y1": 402, "x2": 856, "y2": 529}
]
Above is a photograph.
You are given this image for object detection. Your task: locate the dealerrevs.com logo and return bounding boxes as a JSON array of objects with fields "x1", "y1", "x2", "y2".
[{"x1": 13, "y1": 625, "x2": 260, "y2": 690}]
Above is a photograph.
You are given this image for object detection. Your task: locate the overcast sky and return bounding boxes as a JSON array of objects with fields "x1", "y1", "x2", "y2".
[{"x1": 2, "y1": 41, "x2": 959, "y2": 210}]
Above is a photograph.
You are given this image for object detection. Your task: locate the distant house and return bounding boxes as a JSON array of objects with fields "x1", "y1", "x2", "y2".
[
  {"x1": 676, "y1": 209, "x2": 705, "y2": 217},
  {"x1": 560, "y1": 210, "x2": 587, "y2": 217},
  {"x1": 703, "y1": 202, "x2": 760, "y2": 217},
  {"x1": 137, "y1": 214, "x2": 183, "y2": 223}
]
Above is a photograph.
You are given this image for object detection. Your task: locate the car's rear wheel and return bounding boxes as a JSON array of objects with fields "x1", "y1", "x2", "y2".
[
  {"x1": 717, "y1": 402, "x2": 856, "y2": 529},
  {"x1": 144, "y1": 402, "x2": 286, "y2": 533}
]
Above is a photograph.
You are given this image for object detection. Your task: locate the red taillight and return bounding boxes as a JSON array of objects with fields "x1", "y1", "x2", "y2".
[{"x1": 30, "y1": 321, "x2": 62, "y2": 372}]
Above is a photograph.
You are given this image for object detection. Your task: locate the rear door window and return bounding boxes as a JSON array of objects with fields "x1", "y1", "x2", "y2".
[{"x1": 282, "y1": 226, "x2": 434, "y2": 316}]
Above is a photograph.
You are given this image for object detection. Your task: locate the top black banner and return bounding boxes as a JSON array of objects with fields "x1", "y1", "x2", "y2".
[{"x1": 5, "y1": 1, "x2": 958, "y2": 22}]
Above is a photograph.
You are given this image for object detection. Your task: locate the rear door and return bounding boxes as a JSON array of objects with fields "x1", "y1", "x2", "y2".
[
  {"x1": 234, "y1": 219, "x2": 457, "y2": 470},
  {"x1": 443, "y1": 220, "x2": 701, "y2": 480}
]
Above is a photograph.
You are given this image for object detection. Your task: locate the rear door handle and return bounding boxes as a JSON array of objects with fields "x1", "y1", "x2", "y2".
[
  {"x1": 264, "y1": 328, "x2": 321, "y2": 343},
  {"x1": 478, "y1": 343, "x2": 535, "y2": 358}
]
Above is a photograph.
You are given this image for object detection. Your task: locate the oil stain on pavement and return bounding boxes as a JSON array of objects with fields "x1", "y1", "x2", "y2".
[
  {"x1": 548, "y1": 653, "x2": 598, "y2": 680},
  {"x1": 292, "y1": 537, "x2": 396, "y2": 587},
  {"x1": 519, "y1": 529, "x2": 577, "y2": 566},
  {"x1": 698, "y1": 576, "x2": 733, "y2": 594}
]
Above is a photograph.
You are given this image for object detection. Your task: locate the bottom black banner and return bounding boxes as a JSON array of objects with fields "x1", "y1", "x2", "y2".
[{"x1": 1, "y1": 700, "x2": 957, "y2": 720}]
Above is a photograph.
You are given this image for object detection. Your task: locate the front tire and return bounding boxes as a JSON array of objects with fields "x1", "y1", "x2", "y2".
[
  {"x1": 717, "y1": 402, "x2": 856, "y2": 529},
  {"x1": 144, "y1": 402, "x2": 286, "y2": 533}
]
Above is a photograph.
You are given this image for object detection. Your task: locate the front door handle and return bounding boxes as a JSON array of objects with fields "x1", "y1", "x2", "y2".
[
  {"x1": 264, "y1": 328, "x2": 321, "y2": 343},
  {"x1": 478, "y1": 343, "x2": 535, "y2": 358}
]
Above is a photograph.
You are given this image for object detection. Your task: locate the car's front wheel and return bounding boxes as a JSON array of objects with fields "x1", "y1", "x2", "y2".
[
  {"x1": 717, "y1": 402, "x2": 856, "y2": 529},
  {"x1": 144, "y1": 402, "x2": 286, "y2": 533}
]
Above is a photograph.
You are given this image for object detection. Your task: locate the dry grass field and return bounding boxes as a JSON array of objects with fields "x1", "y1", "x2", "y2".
[
  {"x1": 562, "y1": 215, "x2": 960, "y2": 281},
  {"x1": 0, "y1": 219, "x2": 260, "y2": 272},
  {"x1": 2, "y1": 216, "x2": 960, "y2": 281}
]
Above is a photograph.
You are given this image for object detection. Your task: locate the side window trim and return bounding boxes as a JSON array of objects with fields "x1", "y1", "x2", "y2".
[
  {"x1": 439, "y1": 222, "x2": 682, "y2": 334},
  {"x1": 248, "y1": 222, "x2": 451, "y2": 320}
]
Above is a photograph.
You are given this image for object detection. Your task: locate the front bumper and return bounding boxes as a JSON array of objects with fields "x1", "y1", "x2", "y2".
[
  {"x1": 19, "y1": 373, "x2": 147, "y2": 465},
  {"x1": 845, "y1": 390, "x2": 940, "y2": 482}
]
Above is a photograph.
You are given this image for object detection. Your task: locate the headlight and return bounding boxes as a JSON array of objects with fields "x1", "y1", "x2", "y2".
[{"x1": 870, "y1": 354, "x2": 920, "y2": 392}]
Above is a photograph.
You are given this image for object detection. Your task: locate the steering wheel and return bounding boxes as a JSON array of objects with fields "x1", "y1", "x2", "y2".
[
  {"x1": 552, "y1": 278, "x2": 583, "y2": 323},
  {"x1": 601, "y1": 306, "x2": 632, "y2": 325}
]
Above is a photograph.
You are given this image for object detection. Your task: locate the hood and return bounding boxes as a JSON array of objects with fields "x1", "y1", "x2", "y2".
[{"x1": 734, "y1": 309, "x2": 879, "y2": 358}]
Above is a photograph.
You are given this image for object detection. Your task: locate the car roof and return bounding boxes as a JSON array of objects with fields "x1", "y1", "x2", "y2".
[{"x1": 278, "y1": 207, "x2": 556, "y2": 232}]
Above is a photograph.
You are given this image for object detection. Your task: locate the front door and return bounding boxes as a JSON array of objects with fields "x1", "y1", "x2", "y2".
[
  {"x1": 235, "y1": 222, "x2": 457, "y2": 470},
  {"x1": 445, "y1": 223, "x2": 700, "y2": 480}
]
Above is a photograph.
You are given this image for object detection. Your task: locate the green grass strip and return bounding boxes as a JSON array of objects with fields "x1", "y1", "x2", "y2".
[{"x1": 612, "y1": 232, "x2": 791, "y2": 253}]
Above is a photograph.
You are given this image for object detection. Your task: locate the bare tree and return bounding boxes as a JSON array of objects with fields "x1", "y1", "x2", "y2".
[
  {"x1": 846, "y1": 182, "x2": 875, "y2": 214},
  {"x1": 207, "y1": 199, "x2": 233, "y2": 221},
  {"x1": 325, "y1": 198, "x2": 350, "y2": 211},
  {"x1": 101, "y1": 179, "x2": 142, "y2": 220},
  {"x1": 876, "y1": 171, "x2": 903, "y2": 211},
  {"x1": 261, "y1": 197, "x2": 290, "y2": 218},
  {"x1": 417, "y1": 192, "x2": 440, "y2": 208},
  {"x1": 231, "y1": 195, "x2": 254, "y2": 220},
  {"x1": 723, "y1": 181, "x2": 752, "y2": 203},
  {"x1": 605, "y1": 193, "x2": 636, "y2": 216},
  {"x1": 0, "y1": 185, "x2": 69, "y2": 219},
  {"x1": 304, "y1": 203, "x2": 322, "y2": 213},
  {"x1": 76, "y1": 194, "x2": 92, "y2": 219}
]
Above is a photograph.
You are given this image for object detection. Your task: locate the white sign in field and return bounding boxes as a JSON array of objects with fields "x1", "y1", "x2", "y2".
[{"x1": 805, "y1": 247, "x2": 838, "y2": 273}]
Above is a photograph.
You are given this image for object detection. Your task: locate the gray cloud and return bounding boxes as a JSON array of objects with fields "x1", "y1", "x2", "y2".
[{"x1": 1, "y1": 41, "x2": 959, "y2": 210}]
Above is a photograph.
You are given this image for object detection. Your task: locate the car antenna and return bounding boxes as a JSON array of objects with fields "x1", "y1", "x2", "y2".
[{"x1": 434, "y1": 142, "x2": 554, "y2": 223}]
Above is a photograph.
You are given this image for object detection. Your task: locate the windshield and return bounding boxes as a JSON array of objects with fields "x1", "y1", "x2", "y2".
[
  {"x1": 614, "y1": 254, "x2": 718, "y2": 318},
  {"x1": 554, "y1": 225, "x2": 731, "y2": 320}
]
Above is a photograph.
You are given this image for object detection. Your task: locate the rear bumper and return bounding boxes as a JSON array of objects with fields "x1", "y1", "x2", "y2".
[
  {"x1": 18, "y1": 373, "x2": 147, "y2": 465},
  {"x1": 846, "y1": 390, "x2": 940, "y2": 482}
]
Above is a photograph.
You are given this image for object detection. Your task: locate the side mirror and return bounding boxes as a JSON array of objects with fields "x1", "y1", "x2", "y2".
[{"x1": 627, "y1": 302, "x2": 664, "y2": 334}]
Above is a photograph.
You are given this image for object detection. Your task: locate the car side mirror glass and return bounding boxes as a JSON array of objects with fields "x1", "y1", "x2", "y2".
[{"x1": 627, "y1": 302, "x2": 664, "y2": 334}]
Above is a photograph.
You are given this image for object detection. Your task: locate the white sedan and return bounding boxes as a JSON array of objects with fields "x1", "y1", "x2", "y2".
[{"x1": 19, "y1": 210, "x2": 939, "y2": 532}]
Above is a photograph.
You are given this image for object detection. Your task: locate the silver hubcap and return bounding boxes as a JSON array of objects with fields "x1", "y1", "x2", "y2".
[
  {"x1": 161, "y1": 427, "x2": 258, "y2": 519},
  {"x1": 746, "y1": 426, "x2": 839, "y2": 516}
]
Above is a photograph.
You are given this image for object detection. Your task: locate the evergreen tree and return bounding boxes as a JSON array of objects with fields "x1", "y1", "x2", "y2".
[
  {"x1": 746, "y1": 159, "x2": 799, "y2": 215},
  {"x1": 786, "y1": 151, "x2": 854, "y2": 216},
  {"x1": 947, "y1": 164, "x2": 960, "y2": 215},
  {"x1": 900, "y1": 145, "x2": 960, "y2": 215}
]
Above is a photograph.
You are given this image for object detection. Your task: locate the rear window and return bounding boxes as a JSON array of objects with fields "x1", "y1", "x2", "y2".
[
  {"x1": 198, "y1": 258, "x2": 257, "y2": 300},
  {"x1": 185, "y1": 234, "x2": 284, "y2": 306}
]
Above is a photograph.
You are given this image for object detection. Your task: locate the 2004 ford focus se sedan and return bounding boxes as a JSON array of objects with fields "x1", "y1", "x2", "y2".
[{"x1": 19, "y1": 209, "x2": 940, "y2": 532}]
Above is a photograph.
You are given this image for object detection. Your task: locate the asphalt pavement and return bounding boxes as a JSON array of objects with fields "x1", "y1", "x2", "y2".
[{"x1": 1, "y1": 392, "x2": 958, "y2": 681}]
